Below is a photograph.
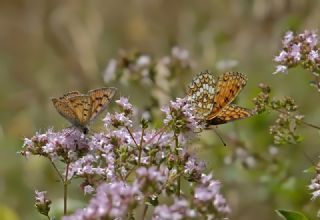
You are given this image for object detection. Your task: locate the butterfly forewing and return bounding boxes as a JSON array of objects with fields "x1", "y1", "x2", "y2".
[
  {"x1": 52, "y1": 98, "x2": 79, "y2": 126},
  {"x1": 88, "y1": 87, "x2": 117, "y2": 121},
  {"x1": 59, "y1": 91, "x2": 81, "y2": 100},
  {"x1": 187, "y1": 71, "x2": 217, "y2": 118},
  {"x1": 207, "y1": 72, "x2": 247, "y2": 120},
  {"x1": 207, "y1": 104, "x2": 254, "y2": 125},
  {"x1": 67, "y1": 95, "x2": 92, "y2": 126}
]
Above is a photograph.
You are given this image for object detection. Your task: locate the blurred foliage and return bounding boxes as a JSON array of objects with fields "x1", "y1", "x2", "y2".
[{"x1": 1, "y1": 0, "x2": 320, "y2": 219}]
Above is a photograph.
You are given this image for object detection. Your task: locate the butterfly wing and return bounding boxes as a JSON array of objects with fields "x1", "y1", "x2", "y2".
[
  {"x1": 206, "y1": 72, "x2": 247, "y2": 120},
  {"x1": 67, "y1": 95, "x2": 92, "y2": 127},
  {"x1": 186, "y1": 71, "x2": 217, "y2": 118},
  {"x1": 207, "y1": 104, "x2": 254, "y2": 125},
  {"x1": 88, "y1": 87, "x2": 117, "y2": 121},
  {"x1": 52, "y1": 98, "x2": 80, "y2": 126},
  {"x1": 59, "y1": 91, "x2": 81, "y2": 100}
]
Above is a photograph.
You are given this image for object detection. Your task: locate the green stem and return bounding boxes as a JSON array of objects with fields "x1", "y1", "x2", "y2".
[
  {"x1": 174, "y1": 133, "x2": 180, "y2": 197},
  {"x1": 274, "y1": 109, "x2": 320, "y2": 130},
  {"x1": 64, "y1": 162, "x2": 70, "y2": 215},
  {"x1": 126, "y1": 126, "x2": 139, "y2": 148},
  {"x1": 49, "y1": 159, "x2": 64, "y2": 183},
  {"x1": 138, "y1": 127, "x2": 145, "y2": 165},
  {"x1": 144, "y1": 125, "x2": 169, "y2": 147},
  {"x1": 141, "y1": 204, "x2": 148, "y2": 220}
]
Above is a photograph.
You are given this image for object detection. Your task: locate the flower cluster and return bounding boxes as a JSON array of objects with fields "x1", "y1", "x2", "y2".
[
  {"x1": 35, "y1": 190, "x2": 51, "y2": 218},
  {"x1": 309, "y1": 165, "x2": 320, "y2": 217},
  {"x1": 162, "y1": 97, "x2": 203, "y2": 135},
  {"x1": 103, "y1": 47, "x2": 194, "y2": 87},
  {"x1": 193, "y1": 174, "x2": 231, "y2": 217},
  {"x1": 63, "y1": 181, "x2": 141, "y2": 220},
  {"x1": 152, "y1": 174, "x2": 230, "y2": 220},
  {"x1": 153, "y1": 199, "x2": 197, "y2": 220},
  {"x1": 103, "y1": 47, "x2": 196, "y2": 122},
  {"x1": 21, "y1": 128, "x2": 89, "y2": 162},
  {"x1": 273, "y1": 30, "x2": 320, "y2": 92},
  {"x1": 135, "y1": 166, "x2": 169, "y2": 193},
  {"x1": 21, "y1": 96, "x2": 230, "y2": 220},
  {"x1": 273, "y1": 30, "x2": 319, "y2": 74},
  {"x1": 252, "y1": 83, "x2": 305, "y2": 145}
]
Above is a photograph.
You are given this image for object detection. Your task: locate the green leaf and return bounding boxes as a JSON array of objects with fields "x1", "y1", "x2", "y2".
[{"x1": 276, "y1": 209, "x2": 309, "y2": 220}]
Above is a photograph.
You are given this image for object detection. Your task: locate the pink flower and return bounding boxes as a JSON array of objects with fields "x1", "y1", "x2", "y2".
[
  {"x1": 63, "y1": 181, "x2": 141, "y2": 220},
  {"x1": 273, "y1": 65, "x2": 288, "y2": 75},
  {"x1": 153, "y1": 198, "x2": 197, "y2": 220}
]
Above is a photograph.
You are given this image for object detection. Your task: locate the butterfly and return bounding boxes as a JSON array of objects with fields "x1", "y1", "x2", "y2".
[
  {"x1": 52, "y1": 87, "x2": 117, "y2": 134},
  {"x1": 187, "y1": 71, "x2": 254, "y2": 127}
]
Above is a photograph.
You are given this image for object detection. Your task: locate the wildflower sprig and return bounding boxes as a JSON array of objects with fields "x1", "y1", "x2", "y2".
[
  {"x1": 253, "y1": 83, "x2": 320, "y2": 145},
  {"x1": 21, "y1": 96, "x2": 229, "y2": 220},
  {"x1": 274, "y1": 30, "x2": 320, "y2": 92}
]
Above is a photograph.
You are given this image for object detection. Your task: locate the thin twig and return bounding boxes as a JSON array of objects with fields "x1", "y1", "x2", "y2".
[
  {"x1": 64, "y1": 162, "x2": 70, "y2": 215},
  {"x1": 174, "y1": 133, "x2": 181, "y2": 197},
  {"x1": 274, "y1": 109, "x2": 320, "y2": 130},
  {"x1": 126, "y1": 126, "x2": 140, "y2": 148},
  {"x1": 141, "y1": 204, "x2": 148, "y2": 220},
  {"x1": 144, "y1": 125, "x2": 169, "y2": 147},
  {"x1": 138, "y1": 127, "x2": 145, "y2": 165},
  {"x1": 49, "y1": 159, "x2": 64, "y2": 183}
]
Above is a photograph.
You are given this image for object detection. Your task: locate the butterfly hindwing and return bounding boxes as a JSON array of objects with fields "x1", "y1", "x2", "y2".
[
  {"x1": 187, "y1": 71, "x2": 217, "y2": 118},
  {"x1": 67, "y1": 95, "x2": 92, "y2": 126},
  {"x1": 207, "y1": 104, "x2": 253, "y2": 125},
  {"x1": 88, "y1": 87, "x2": 117, "y2": 121},
  {"x1": 207, "y1": 72, "x2": 247, "y2": 120}
]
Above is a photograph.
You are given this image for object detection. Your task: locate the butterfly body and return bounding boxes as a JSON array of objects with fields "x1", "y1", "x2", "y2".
[
  {"x1": 52, "y1": 87, "x2": 117, "y2": 134},
  {"x1": 187, "y1": 71, "x2": 254, "y2": 127}
]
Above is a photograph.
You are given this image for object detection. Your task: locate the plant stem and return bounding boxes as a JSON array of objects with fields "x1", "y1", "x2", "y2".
[
  {"x1": 174, "y1": 133, "x2": 180, "y2": 197},
  {"x1": 126, "y1": 126, "x2": 139, "y2": 148},
  {"x1": 138, "y1": 127, "x2": 145, "y2": 165},
  {"x1": 141, "y1": 204, "x2": 148, "y2": 220},
  {"x1": 144, "y1": 125, "x2": 169, "y2": 147},
  {"x1": 64, "y1": 162, "x2": 70, "y2": 215},
  {"x1": 49, "y1": 159, "x2": 64, "y2": 183},
  {"x1": 274, "y1": 109, "x2": 320, "y2": 130}
]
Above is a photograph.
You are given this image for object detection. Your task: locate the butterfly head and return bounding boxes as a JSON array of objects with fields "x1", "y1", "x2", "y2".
[{"x1": 81, "y1": 126, "x2": 89, "y2": 135}]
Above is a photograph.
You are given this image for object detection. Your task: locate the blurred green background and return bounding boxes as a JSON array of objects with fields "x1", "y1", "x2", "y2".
[{"x1": 1, "y1": 0, "x2": 320, "y2": 219}]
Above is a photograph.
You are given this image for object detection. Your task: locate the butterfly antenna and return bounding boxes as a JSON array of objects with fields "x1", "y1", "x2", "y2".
[{"x1": 212, "y1": 128, "x2": 227, "y2": 147}]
